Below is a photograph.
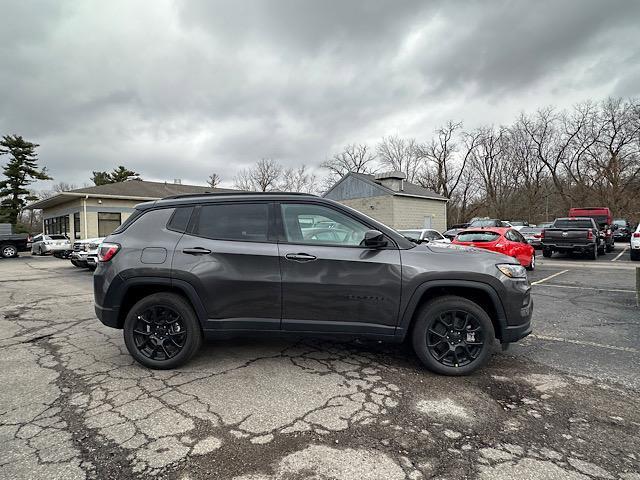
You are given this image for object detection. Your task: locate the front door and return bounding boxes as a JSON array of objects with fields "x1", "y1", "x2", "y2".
[
  {"x1": 172, "y1": 202, "x2": 281, "y2": 331},
  {"x1": 277, "y1": 202, "x2": 402, "y2": 336}
]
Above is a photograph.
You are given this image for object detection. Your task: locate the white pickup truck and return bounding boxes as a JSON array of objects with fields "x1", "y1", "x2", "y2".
[{"x1": 70, "y1": 238, "x2": 105, "y2": 270}]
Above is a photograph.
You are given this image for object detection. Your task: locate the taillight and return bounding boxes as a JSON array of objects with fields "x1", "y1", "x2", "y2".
[
  {"x1": 587, "y1": 230, "x2": 593, "y2": 240},
  {"x1": 634, "y1": 233, "x2": 640, "y2": 238},
  {"x1": 534, "y1": 234, "x2": 541, "y2": 238},
  {"x1": 540, "y1": 230, "x2": 545, "y2": 239},
  {"x1": 98, "y1": 243, "x2": 120, "y2": 262}
]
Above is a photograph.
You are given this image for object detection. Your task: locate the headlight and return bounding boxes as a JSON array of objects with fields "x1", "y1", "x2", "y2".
[{"x1": 496, "y1": 264, "x2": 527, "y2": 278}]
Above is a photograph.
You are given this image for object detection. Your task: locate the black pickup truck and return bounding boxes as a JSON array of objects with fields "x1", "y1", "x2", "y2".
[
  {"x1": 541, "y1": 217, "x2": 601, "y2": 260},
  {"x1": 0, "y1": 233, "x2": 30, "y2": 258}
]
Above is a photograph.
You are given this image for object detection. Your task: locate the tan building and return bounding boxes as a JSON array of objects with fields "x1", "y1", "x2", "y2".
[
  {"x1": 28, "y1": 180, "x2": 234, "y2": 239},
  {"x1": 323, "y1": 172, "x2": 448, "y2": 232}
]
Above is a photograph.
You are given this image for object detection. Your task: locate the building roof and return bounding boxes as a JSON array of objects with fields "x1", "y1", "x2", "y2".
[
  {"x1": 324, "y1": 172, "x2": 448, "y2": 202},
  {"x1": 27, "y1": 180, "x2": 236, "y2": 210}
]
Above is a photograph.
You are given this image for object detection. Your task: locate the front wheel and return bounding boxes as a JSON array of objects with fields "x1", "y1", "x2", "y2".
[
  {"x1": 123, "y1": 293, "x2": 203, "y2": 369},
  {"x1": 542, "y1": 248, "x2": 552, "y2": 258},
  {"x1": 411, "y1": 295, "x2": 495, "y2": 376}
]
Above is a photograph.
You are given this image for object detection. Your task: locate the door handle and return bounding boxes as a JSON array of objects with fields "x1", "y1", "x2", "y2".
[
  {"x1": 183, "y1": 247, "x2": 212, "y2": 255},
  {"x1": 285, "y1": 253, "x2": 317, "y2": 262}
]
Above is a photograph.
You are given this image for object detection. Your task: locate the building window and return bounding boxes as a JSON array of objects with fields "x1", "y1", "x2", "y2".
[
  {"x1": 74, "y1": 212, "x2": 81, "y2": 239},
  {"x1": 44, "y1": 215, "x2": 70, "y2": 235},
  {"x1": 98, "y1": 212, "x2": 122, "y2": 237}
]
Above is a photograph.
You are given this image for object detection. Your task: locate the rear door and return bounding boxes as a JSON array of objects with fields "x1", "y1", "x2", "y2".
[
  {"x1": 277, "y1": 201, "x2": 401, "y2": 336},
  {"x1": 172, "y1": 201, "x2": 281, "y2": 331}
]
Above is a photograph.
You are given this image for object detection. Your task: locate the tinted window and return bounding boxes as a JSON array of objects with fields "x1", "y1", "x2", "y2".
[
  {"x1": 196, "y1": 203, "x2": 268, "y2": 242},
  {"x1": 167, "y1": 207, "x2": 193, "y2": 233},
  {"x1": 554, "y1": 219, "x2": 593, "y2": 229},
  {"x1": 49, "y1": 234, "x2": 67, "y2": 240},
  {"x1": 281, "y1": 203, "x2": 369, "y2": 246},
  {"x1": 456, "y1": 231, "x2": 500, "y2": 242},
  {"x1": 520, "y1": 227, "x2": 541, "y2": 234}
]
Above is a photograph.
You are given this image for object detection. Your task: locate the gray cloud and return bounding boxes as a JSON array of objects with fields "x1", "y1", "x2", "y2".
[{"x1": 0, "y1": 0, "x2": 638, "y2": 189}]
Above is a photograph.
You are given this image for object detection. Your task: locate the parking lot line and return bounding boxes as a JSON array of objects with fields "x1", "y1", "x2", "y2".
[
  {"x1": 611, "y1": 247, "x2": 628, "y2": 262},
  {"x1": 530, "y1": 269, "x2": 569, "y2": 285},
  {"x1": 532, "y1": 283, "x2": 636, "y2": 294},
  {"x1": 529, "y1": 334, "x2": 638, "y2": 354}
]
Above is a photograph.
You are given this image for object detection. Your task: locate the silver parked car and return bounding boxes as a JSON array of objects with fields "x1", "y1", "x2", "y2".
[
  {"x1": 31, "y1": 234, "x2": 72, "y2": 256},
  {"x1": 398, "y1": 229, "x2": 451, "y2": 244},
  {"x1": 70, "y1": 237, "x2": 105, "y2": 268}
]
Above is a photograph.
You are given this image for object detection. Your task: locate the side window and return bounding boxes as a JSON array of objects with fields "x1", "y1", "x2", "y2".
[
  {"x1": 505, "y1": 230, "x2": 517, "y2": 242},
  {"x1": 195, "y1": 203, "x2": 268, "y2": 242},
  {"x1": 281, "y1": 203, "x2": 370, "y2": 246},
  {"x1": 513, "y1": 230, "x2": 526, "y2": 243}
]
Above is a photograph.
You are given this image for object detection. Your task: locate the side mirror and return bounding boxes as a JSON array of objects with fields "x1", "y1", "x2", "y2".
[{"x1": 363, "y1": 230, "x2": 388, "y2": 248}]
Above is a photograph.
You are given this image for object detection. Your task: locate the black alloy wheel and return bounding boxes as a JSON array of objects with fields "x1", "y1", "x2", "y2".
[
  {"x1": 426, "y1": 310, "x2": 485, "y2": 368},
  {"x1": 123, "y1": 293, "x2": 202, "y2": 369},
  {"x1": 132, "y1": 305, "x2": 187, "y2": 361},
  {"x1": 412, "y1": 295, "x2": 494, "y2": 376}
]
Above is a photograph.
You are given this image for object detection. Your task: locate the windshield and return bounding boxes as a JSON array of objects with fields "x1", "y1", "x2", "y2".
[
  {"x1": 398, "y1": 230, "x2": 423, "y2": 239},
  {"x1": 456, "y1": 231, "x2": 500, "y2": 242},
  {"x1": 554, "y1": 219, "x2": 593, "y2": 229},
  {"x1": 613, "y1": 219, "x2": 626, "y2": 226},
  {"x1": 521, "y1": 227, "x2": 542, "y2": 234}
]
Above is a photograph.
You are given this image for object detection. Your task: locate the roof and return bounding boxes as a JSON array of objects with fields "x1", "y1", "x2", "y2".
[
  {"x1": 27, "y1": 180, "x2": 236, "y2": 210},
  {"x1": 324, "y1": 172, "x2": 448, "y2": 202},
  {"x1": 138, "y1": 192, "x2": 321, "y2": 210}
]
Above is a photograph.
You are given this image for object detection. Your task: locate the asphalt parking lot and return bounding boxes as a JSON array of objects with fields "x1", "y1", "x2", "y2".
[{"x1": 1, "y1": 248, "x2": 639, "y2": 480}]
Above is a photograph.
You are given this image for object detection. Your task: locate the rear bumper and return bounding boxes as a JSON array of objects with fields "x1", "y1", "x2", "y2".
[
  {"x1": 95, "y1": 303, "x2": 119, "y2": 328},
  {"x1": 542, "y1": 243, "x2": 595, "y2": 252}
]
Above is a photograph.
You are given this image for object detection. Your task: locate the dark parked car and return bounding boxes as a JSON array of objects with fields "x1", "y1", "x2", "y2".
[
  {"x1": 94, "y1": 193, "x2": 532, "y2": 376},
  {"x1": 520, "y1": 227, "x2": 543, "y2": 249},
  {"x1": 613, "y1": 219, "x2": 632, "y2": 242},
  {"x1": 541, "y1": 217, "x2": 601, "y2": 259}
]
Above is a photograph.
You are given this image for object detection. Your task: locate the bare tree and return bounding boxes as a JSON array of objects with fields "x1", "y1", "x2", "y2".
[
  {"x1": 279, "y1": 165, "x2": 318, "y2": 193},
  {"x1": 207, "y1": 173, "x2": 221, "y2": 188},
  {"x1": 321, "y1": 144, "x2": 377, "y2": 178},
  {"x1": 377, "y1": 135, "x2": 421, "y2": 182},
  {"x1": 233, "y1": 158, "x2": 282, "y2": 192}
]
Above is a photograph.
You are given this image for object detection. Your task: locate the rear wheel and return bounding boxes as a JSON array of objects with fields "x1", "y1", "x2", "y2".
[
  {"x1": 411, "y1": 295, "x2": 494, "y2": 376},
  {"x1": 123, "y1": 293, "x2": 202, "y2": 369},
  {"x1": 0, "y1": 244, "x2": 18, "y2": 258},
  {"x1": 542, "y1": 248, "x2": 552, "y2": 258},
  {"x1": 631, "y1": 250, "x2": 639, "y2": 261},
  {"x1": 70, "y1": 259, "x2": 83, "y2": 267}
]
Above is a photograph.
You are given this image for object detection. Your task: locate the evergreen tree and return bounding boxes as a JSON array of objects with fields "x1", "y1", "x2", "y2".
[
  {"x1": 0, "y1": 135, "x2": 52, "y2": 225},
  {"x1": 91, "y1": 165, "x2": 140, "y2": 185}
]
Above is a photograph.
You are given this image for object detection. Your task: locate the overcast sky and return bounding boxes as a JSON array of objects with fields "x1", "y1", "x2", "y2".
[{"x1": 2, "y1": 0, "x2": 639, "y2": 190}]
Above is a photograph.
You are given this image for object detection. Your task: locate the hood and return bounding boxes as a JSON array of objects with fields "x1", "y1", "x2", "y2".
[{"x1": 420, "y1": 241, "x2": 517, "y2": 264}]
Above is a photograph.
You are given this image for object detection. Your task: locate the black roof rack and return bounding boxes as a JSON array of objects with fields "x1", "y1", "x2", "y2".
[{"x1": 161, "y1": 191, "x2": 317, "y2": 200}]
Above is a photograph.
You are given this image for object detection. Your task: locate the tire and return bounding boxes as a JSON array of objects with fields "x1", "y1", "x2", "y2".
[
  {"x1": 70, "y1": 259, "x2": 83, "y2": 268},
  {"x1": 123, "y1": 293, "x2": 203, "y2": 370},
  {"x1": 526, "y1": 254, "x2": 535, "y2": 271},
  {"x1": 542, "y1": 248, "x2": 552, "y2": 258},
  {"x1": 631, "y1": 250, "x2": 639, "y2": 261},
  {"x1": 598, "y1": 245, "x2": 605, "y2": 255},
  {"x1": 411, "y1": 295, "x2": 495, "y2": 376},
  {"x1": 0, "y1": 244, "x2": 18, "y2": 258}
]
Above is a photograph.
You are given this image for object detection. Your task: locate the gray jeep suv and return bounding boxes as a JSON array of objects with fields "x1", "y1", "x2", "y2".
[{"x1": 94, "y1": 193, "x2": 532, "y2": 375}]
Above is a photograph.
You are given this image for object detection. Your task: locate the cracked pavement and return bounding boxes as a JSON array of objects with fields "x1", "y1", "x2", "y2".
[{"x1": 1, "y1": 256, "x2": 639, "y2": 479}]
